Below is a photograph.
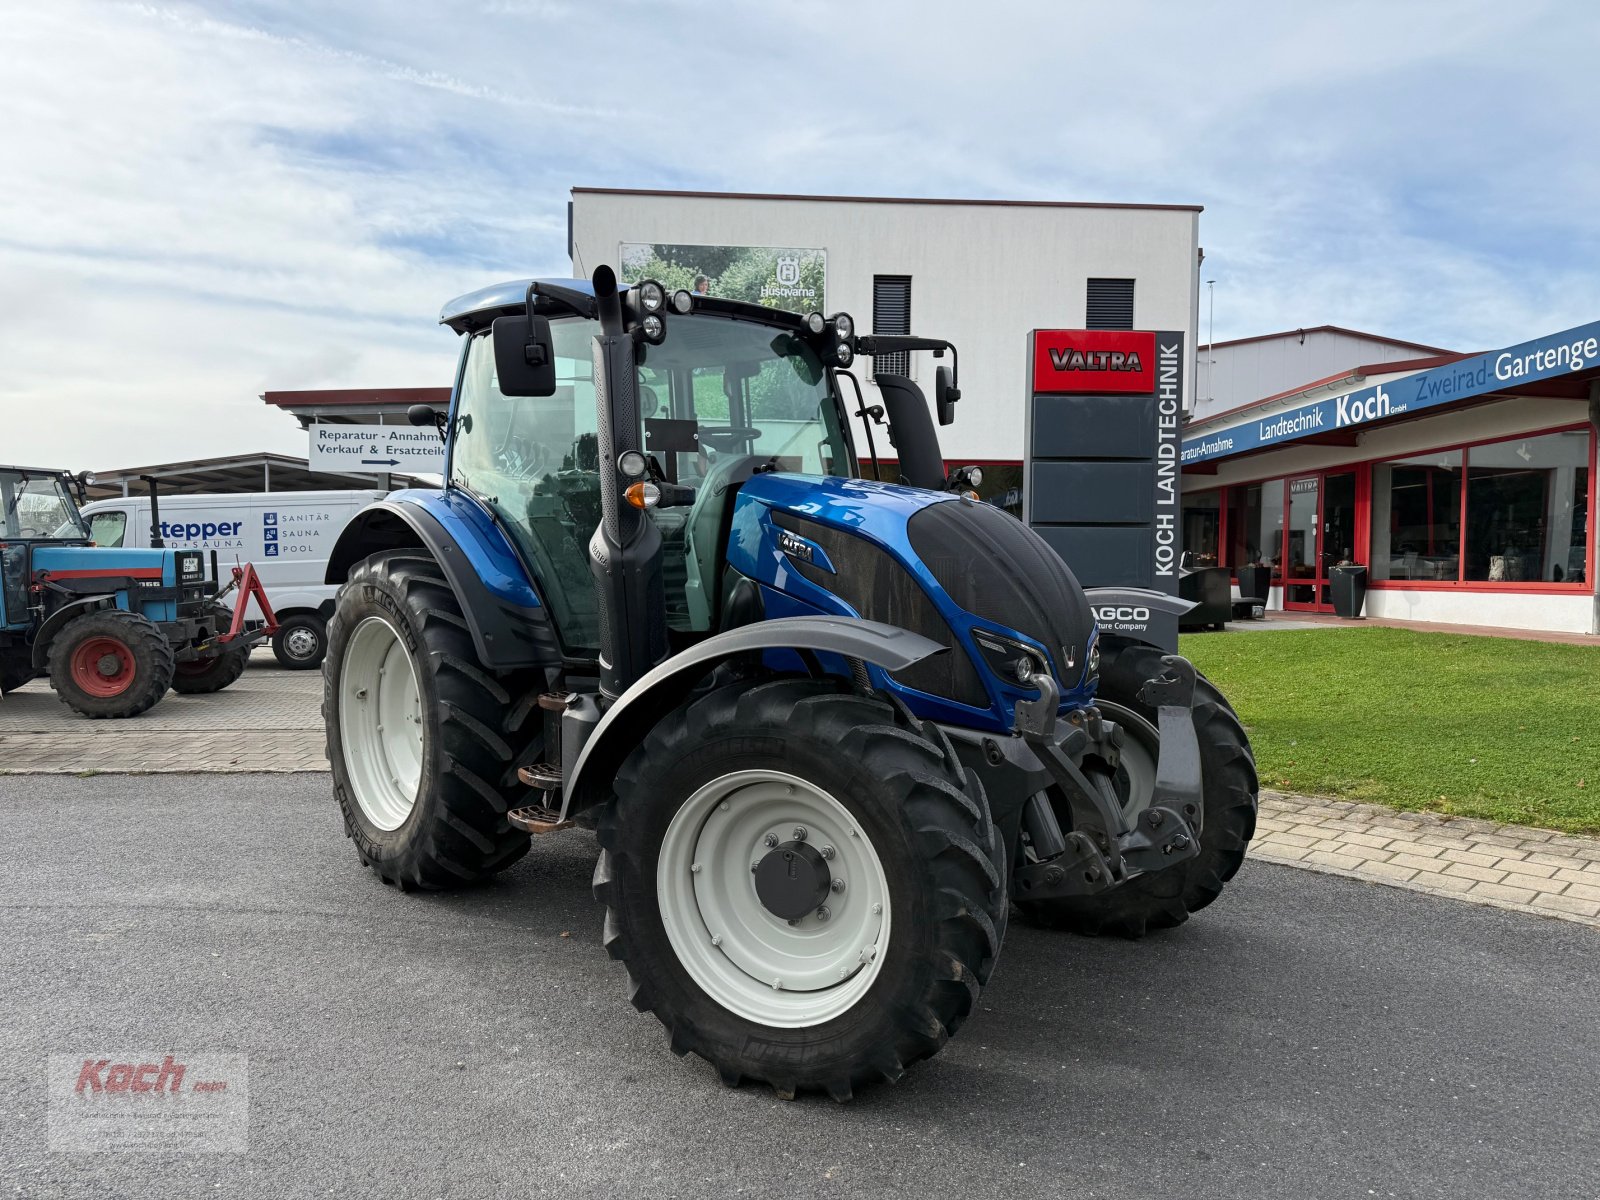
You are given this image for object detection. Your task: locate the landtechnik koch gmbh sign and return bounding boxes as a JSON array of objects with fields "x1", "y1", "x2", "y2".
[{"x1": 1181, "y1": 319, "x2": 1600, "y2": 464}]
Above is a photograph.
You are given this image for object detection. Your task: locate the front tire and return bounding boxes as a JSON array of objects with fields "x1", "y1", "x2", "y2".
[
  {"x1": 324, "y1": 552, "x2": 541, "y2": 890},
  {"x1": 1015, "y1": 636, "x2": 1258, "y2": 938},
  {"x1": 170, "y1": 645, "x2": 249, "y2": 694},
  {"x1": 46, "y1": 610, "x2": 175, "y2": 718},
  {"x1": 593, "y1": 677, "x2": 1008, "y2": 1100}
]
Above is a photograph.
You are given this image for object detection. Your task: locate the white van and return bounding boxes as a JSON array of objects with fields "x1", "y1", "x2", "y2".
[{"x1": 79, "y1": 490, "x2": 386, "y2": 669}]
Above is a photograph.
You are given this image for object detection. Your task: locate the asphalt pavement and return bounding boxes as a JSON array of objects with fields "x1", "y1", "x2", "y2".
[{"x1": 2, "y1": 773, "x2": 1596, "y2": 1199}]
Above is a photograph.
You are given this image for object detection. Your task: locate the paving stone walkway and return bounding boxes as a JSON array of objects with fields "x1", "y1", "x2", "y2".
[
  {"x1": 1255, "y1": 790, "x2": 1600, "y2": 928},
  {"x1": 0, "y1": 652, "x2": 328, "y2": 773}
]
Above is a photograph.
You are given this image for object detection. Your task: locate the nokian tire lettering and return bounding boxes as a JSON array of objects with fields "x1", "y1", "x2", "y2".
[
  {"x1": 324, "y1": 552, "x2": 541, "y2": 890},
  {"x1": 1015, "y1": 635, "x2": 1258, "y2": 938},
  {"x1": 592, "y1": 677, "x2": 1008, "y2": 1100},
  {"x1": 46, "y1": 610, "x2": 175, "y2": 719}
]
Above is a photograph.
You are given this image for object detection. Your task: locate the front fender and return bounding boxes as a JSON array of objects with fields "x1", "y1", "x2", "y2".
[
  {"x1": 32, "y1": 596, "x2": 116, "y2": 669},
  {"x1": 560, "y1": 616, "x2": 943, "y2": 818},
  {"x1": 325, "y1": 493, "x2": 560, "y2": 671}
]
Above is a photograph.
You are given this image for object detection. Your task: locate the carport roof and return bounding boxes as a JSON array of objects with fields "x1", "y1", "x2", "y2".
[{"x1": 85, "y1": 452, "x2": 433, "y2": 499}]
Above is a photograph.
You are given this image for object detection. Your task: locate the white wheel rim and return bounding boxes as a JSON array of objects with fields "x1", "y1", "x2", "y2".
[
  {"x1": 339, "y1": 615, "x2": 424, "y2": 831},
  {"x1": 1098, "y1": 700, "x2": 1160, "y2": 820},
  {"x1": 657, "y1": 769, "x2": 891, "y2": 1028}
]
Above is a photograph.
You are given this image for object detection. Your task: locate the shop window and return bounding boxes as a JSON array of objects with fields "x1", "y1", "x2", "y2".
[
  {"x1": 1227, "y1": 480, "x2": 1285, "y2": 580},
  {"x1": 1085, "y1": 278, "x2": 1135, "y2": 330},
  {"x1": 1463, "y1": 431, "x2": 1590, "y2": 583},
  {"x1": 1371, "y1": 451, "x2": 1463, "y2": 581},
  {"x1": 1182, "y1": 492, "x2": 1221, "y2": 568}
]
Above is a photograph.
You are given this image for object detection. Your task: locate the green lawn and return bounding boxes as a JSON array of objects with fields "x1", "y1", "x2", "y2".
[{"x1": 1179, "y1": 627, "x2": 1600, "y2": 834}]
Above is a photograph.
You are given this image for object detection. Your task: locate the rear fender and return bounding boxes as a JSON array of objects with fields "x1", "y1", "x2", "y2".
[
  {"x1": 325, "y1": 494, "x2": 560, "y2": 671},
  {"x1": 560, "y1": 617, "x2": 943, "y2": 819}
]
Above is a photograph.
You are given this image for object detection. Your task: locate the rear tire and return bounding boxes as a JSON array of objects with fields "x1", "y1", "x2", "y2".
[
  {"x1": 1015, "y1": 635, "x2": 1258, "y2": 938},
  {"x1": 324, "y1": 552, "x2": 541, "y2": 890},
  {"x1": 170, "y1": 646, "x2": 248, "y2": 694},
  {"x1": 46, "y1": 610, "x2": 175, "y2": 719},
  {"x1": 593, "y1": 677, "x2": 1008, "y2": 1099},
  {"x1": 272, "y1": 614, "x2": 327, "y2": 670}
]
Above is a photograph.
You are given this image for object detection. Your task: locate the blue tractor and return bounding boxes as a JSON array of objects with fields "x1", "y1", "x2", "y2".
[
  {"x1": 322, "y1": 269, "x2": 1257, "y2": 1099},
  {"x1": 0, "y1": 466, "x2": 271, "y2": 717}
]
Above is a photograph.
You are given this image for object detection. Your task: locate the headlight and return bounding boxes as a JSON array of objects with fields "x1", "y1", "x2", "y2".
[
  {"x1": 617, "y1": 450, "x2": 648, "y2": 477},
  {"x1": 806, "y1": 312, "x2": 826, "y2": 335},
  {"x1": 671, "y1": 289, "x2": 693, "y2": 314},
  {"x1": 835, "y1": 343, "x2": 853, "y2": 366},
  {"x1": 640, "y1": 313, "x2": 665, "y2": 343},
  {"x1": 833, "y1": 313, "x2": 853, "y2": 339},
  {"x1": 635, "y1": 280, "x2": 665, "y2": 313}
]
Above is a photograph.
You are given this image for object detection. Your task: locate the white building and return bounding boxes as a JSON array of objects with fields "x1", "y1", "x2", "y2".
[{"x1": 568, "y1": 187, "x2": 1202, "y2": 503}]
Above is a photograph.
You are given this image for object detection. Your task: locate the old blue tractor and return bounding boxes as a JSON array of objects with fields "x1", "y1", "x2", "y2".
[
  {"x1": 322, "y1": 269, "x2": 1257, "y2": 1099},
  {"x1": 0, "y1": 466, "x2": 274, "y2": 717}
]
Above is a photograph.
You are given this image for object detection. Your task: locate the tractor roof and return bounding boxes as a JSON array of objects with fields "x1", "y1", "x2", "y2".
[{"x1": 439, "y1": 278, "x2": 593, "y2": 334}]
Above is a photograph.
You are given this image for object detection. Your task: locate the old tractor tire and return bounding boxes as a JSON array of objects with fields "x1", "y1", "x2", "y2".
[
  {"x1": 1015, "y1": 635, "x2": 1258, "y2": 939},
  {"x1": 46, "y1": 609, "x2": 175, "y2": 719},
  {"x1": 593, "y1": 676, "x2": 1008, "y2": 1100},
  {"x1": 171, "y1": 646, "x2": 249, "y2": 694},
  {"x1": 271, "y1": 613, "x2": 327, "y2": 670},
  {"x1": 324, "y1": 552, "x2": 541, "y2": 891}
]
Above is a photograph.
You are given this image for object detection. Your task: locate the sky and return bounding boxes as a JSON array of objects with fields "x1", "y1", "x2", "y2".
[{"x1": 2, "y1": 0, "x2": 1597, "y2": 470}]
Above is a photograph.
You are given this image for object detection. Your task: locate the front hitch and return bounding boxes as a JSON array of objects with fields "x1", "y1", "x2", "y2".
[{"x1": 1009, "y1": 657, "x2": 1205, "y2": 898}]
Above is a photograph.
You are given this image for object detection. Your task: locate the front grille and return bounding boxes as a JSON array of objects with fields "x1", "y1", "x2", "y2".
[
  {"x1": 774, "y1": 511, "x2": 987, "y2": 708},
  {"x1": 908, "y1": 499, "x2": 1094, "y2": 683}
]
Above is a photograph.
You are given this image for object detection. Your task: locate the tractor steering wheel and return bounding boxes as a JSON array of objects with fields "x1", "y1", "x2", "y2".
[{"x1": 698, "y1": 426, "x2": 762, "y2": 453}]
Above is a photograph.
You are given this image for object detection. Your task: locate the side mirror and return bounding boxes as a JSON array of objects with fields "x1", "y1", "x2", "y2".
[
  {"x1": 935, "y1": 364, "x2": 960, "y2": 426},
  {"x1": 408, "y1": 404, "x2": 447, "y2": 443},
  {"x1": 492, "y1": 313, "x2": 557, "y2": 397}
]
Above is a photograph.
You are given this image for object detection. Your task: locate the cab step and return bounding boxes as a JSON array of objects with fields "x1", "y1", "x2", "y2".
[{"x1": 507, "y1": 804, "x2": 574, "y2": 835}]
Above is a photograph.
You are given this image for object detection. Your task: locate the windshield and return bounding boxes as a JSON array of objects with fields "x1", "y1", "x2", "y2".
[
  {"x1": 0, "y1": 470, "x2": 86, "y2": 540},
  {"x1": 449, "y1": 313, "x2": 853, "y2": 653}
]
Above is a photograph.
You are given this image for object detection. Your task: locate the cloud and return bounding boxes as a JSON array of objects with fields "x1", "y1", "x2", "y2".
[{"x1": 1, "y1": 0, "x2": 1595, "y2": 470}]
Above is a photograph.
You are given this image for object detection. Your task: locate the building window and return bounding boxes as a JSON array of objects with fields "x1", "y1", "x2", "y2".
[
  {"x1": 871, "y1": 275, "x2": 912, "y2": 378},
  {"x1": 1227, "y1": 480, "x2": 1286, "y2": 580},
  {"x1": 1464, "y1": 430, "x2": 1590, "y2": 583},
  {"x1": 1182, "y1": 492, "x2": 1221, "y2": 568},
  {"x1": 1085, "y1": 278, "x2": 1135, "y2": 330},
  {"x1": 1371, "y1": 450, "x2": 1463, "y2": 581}
]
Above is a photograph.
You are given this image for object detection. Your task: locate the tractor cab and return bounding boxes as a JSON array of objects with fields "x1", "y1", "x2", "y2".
[{"x1": 0, "y1": 467, "x2": 91, "y2": 630}]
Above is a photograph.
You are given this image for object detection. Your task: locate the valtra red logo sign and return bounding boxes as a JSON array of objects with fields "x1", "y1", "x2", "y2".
[{"x1": 1032, "y1": 330, "x2": 1157, "y2": 394}]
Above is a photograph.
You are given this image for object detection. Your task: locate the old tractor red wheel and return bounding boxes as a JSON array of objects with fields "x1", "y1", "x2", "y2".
[
  {"x1": 70, "y1": 635, "x2": 136, "y2": 698},
  {"x1": 46, "y1": 610, "x2": 176, "y2": 719}
]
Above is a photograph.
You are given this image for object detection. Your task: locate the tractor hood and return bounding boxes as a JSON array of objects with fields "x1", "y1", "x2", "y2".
[{"x1": 726, "y1": 473, "x2": 1099, "y2": 730}]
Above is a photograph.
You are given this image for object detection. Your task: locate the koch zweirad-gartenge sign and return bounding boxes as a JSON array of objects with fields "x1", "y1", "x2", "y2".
[{"x1": 1181, "y1": 319, "x2": 1600, "y2": 465}]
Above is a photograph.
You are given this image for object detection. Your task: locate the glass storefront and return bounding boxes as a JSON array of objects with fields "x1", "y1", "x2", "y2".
[{"x1": 1182, "y1": 422, "x2": 1594, "y2": 602}]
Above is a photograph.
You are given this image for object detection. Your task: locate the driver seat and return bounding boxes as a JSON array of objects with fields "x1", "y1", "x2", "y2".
[{"x1": 681, "y1": 453, "x2": 765, "y2": 630}]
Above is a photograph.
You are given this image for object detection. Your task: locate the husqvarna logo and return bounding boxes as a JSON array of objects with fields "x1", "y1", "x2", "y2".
[{"x1": 775, "y1": 256, "x2": 800, "y2": 286}]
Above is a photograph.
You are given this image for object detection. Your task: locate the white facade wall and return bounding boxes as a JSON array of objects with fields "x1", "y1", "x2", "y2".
[
  {"x1": 569, "y1": 190, "x2": 1200, "y2": 463},
  {"x1": 1193, "y1": 329, "x2": 1451, "y2": 423}
]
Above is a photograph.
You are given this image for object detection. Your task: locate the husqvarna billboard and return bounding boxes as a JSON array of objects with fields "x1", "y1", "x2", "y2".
[{"x1": 1025, "y1": 329, "x2": 1185, "y2": 651}]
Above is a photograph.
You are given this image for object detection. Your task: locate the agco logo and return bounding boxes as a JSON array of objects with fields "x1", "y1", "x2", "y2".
[{"x1": 1093, "y1": 605, "x2": 1150, "y2": 624}]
